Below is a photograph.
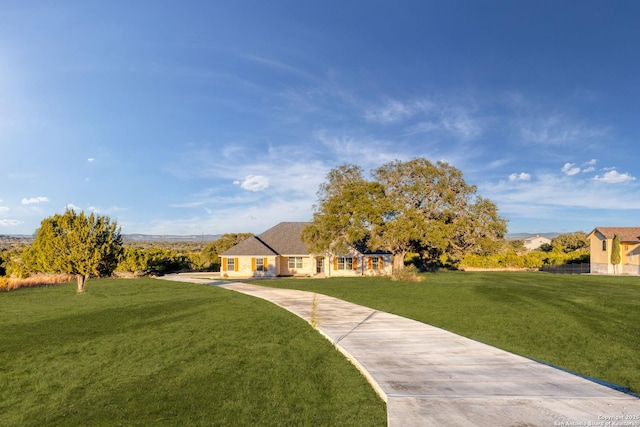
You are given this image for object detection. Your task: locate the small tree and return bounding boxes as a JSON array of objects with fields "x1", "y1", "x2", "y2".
[
  {"x1": 27, "y1": 209, "x2": 122, "y2": 293},
  {"x1": 611, "y1": 234, "x2": 621, "y2": 274}
]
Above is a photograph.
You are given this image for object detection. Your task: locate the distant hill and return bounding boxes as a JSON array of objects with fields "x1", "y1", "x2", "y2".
[
  {"x1": 506, "y1": 232, "x2": 561, "y2": 241},
  {"x1": 123, "y1": 234, "x2": 221, "y2": 242},
  {"x1": 2, "y1": 234, "x2": 222, "y2": 242}
]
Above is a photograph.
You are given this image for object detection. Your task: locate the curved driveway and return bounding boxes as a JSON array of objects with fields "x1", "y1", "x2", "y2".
[{"x1": 160, "y1": 276, "x2": 640, "y2": 426}]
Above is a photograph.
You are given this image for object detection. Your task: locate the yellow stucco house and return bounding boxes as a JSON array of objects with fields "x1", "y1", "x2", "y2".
[
  {"x1": 220, "y1": 222, "x2": 393, "y2": 279},
  {"x1": 587, "y1": 227, "x2": 640, "y2": 275}
]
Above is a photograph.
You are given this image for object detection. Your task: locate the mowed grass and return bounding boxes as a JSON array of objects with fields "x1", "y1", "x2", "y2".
[
  {"x1": 266, "y1": 271, "x2": 640, "y2": 394},
  {"x1": 0, "y1": 279, "x2": 386, "y2": 427}
]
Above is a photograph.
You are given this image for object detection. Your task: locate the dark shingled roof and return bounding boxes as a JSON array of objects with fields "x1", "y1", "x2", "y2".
[
  {"x1": 257, "y1": 222, "x2": 310, "y2": 255},
  {"x1": 220, "y1": 236, "x2": 278, "y2": 256},
  {"x1": 220, "y1": 222, "x2": 311, "y2": 256},
  {"x1": 590, "y1": 227, "x2": 640, "y2": 242}
]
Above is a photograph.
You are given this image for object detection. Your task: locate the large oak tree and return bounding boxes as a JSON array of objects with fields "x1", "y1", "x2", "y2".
[{"x1": 304, "y1": 159, "x2": 508, "y2": 271}]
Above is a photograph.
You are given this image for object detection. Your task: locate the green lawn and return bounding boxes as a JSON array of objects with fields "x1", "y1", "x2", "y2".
[
  {"x1": 0, "y1": 279, "x2": 386, "y2": 427},
  {"x1": 265, "y1": 271, "x2": 640, "y2": 394}
]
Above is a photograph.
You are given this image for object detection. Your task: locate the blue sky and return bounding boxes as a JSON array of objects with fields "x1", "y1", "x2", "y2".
[{"x1": 2, "y1": 1, "x2": 640, "y2": 236}]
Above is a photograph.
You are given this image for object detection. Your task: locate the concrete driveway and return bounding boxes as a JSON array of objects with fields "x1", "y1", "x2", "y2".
[{"x1": 218, "y1": 282, "x2": 640, "y2": 427}]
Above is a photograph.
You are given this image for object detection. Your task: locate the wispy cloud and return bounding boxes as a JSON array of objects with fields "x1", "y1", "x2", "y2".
[
  {"x1": 581, "y1": 159, "x2": 597, "y2": 173},
  {"x1": 366, "y1": 98, "x2": 483, "y2": 140},
  {"x1": 21, "y1": 196, "x2": 49, "y2": 205},
  {"x1": 515, "y1": 113, "x2": 608, "y2": 146},
  {"x1": 364, "y1": 100, "x2": 432, "y2": 124},
  {"x1": 0, "y1": 219, "x2": 22, "y2": 227},
  {"x1": 241, "y1": 54, "x2": 318, "y2": 82}
]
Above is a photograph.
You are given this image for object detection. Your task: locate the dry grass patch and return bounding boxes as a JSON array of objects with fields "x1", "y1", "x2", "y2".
[{"x1": 0, "y1": 274, "x2": 74, "y2": 291}]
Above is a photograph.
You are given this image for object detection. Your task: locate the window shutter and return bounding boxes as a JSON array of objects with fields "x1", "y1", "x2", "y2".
[
  {"x1": 234, "y1": 258, "x2": 239, "y2": 272},
  {"x1": 353, "y1": 257, "x2": 357, "y2": 270},
  {"x1": 367, "y1": 257, "x2": 372, "y2": 270},
  {"x1": 251, "y1": 258, "x2": 256, "y2": 271},
  {"x1": 333, "y1": 257, "x2": 338, "y2": 270},
  {"x1": 222, "y1": 258, "x2": 227, "y2": 272},
  {"x1": 263, "y1": 258, "x2": 268, "y2": 271},
  {"x1": 380, "y1": 257, "x2": 384, "y2": 268}
]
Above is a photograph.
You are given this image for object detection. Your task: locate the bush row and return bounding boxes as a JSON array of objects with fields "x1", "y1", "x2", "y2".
[{"x1": 459, "y1": 250, "x2": 589, "y2": 270}]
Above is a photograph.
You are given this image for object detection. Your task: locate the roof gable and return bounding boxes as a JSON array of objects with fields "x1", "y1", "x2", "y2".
[
  {"x1": 220, "y1": 236, "x2": 277, "y2": 256},
  {"x1": 257, "y1": 222, "x2": 310, "y2": 255},
  {"x1": 589, "y1": 227, "x2": 640, "y2": 242},
  {"x1": 220, "y1": 222, "x2": 310, "y2": 256}
]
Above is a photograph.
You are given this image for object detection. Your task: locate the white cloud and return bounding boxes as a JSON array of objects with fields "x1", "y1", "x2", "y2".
[
  {"x1": 88, "y1": 158, "x2": 95, "y2": 162},
  {"x1": 0, "y1": 219, "x2": 22, "y2": 227},
  {"x1": 0, "y1": 206, "x2": 9, "y2": 213},
  {"x1": 239, "y1": 175, "x2": 270, "y2": 192},
  {"x1": 592, "y1": 170, "x2": 636, "y2": 184},
  {"x1": 561, "y1": 163, "x2": 581, "y2": 176},
  {"x1": 21, "y1": 196, "x2": 49, "y2": 205},
  {"x1": 65, "y1": 203, "x2": 81, "y2": 211},
  {"x1": 509, "y1": 172, "x2": 531, "y2": 182}
]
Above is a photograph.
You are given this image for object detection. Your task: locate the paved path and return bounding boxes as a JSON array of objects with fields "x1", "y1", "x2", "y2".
[{"x1": 214, "y1": 282, "x2": 640, "y2": 427}]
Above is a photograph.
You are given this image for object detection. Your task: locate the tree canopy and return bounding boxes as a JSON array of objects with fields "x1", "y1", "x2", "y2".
[
  {"x1": 551, "y1": 232, "x2": 589, "y2": 253},
  {"x1": 304, "y1": 159, "x2": 508, "y2": 271},
  {"x1": 25, "y1": 209, "x2": 122, "y2": 293},
  {"x1": 200, "y1": 233, "x2": 253, "y2": 269}
]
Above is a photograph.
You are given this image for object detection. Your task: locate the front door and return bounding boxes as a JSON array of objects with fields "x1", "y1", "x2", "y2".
[{"x1": 316, "y1": 257, "x2": 324, "y2": 274}]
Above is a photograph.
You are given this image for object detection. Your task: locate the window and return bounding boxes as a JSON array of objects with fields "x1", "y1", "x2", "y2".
[
  {"x1": 367, "y1": 256, "x2": 384, "y2": 270},
  {"x1": 227, "y1": 258, "x2": 235, "y2": 271},
  {"x1": 602, "y1": 240, "x2": 607, "y2": 251},
  {"x1": 288, "y1": 257, "x2": 303, "y2": 269},
  {"x1": 336, "y1": 257, "x2": 354, "y2": 270},
  {"x1": 256, "y1": 258, "x2": 265, "y2": 271}
]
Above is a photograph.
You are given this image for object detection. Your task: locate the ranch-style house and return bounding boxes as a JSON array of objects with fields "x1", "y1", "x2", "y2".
[{"x1": 220, "y1": 222, "x2": 393, "y2": 278}]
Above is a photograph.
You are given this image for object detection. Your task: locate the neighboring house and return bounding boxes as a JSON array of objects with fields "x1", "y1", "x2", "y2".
[
  {"x1": 219, "y1": 222, "x2": 393, "y2": 278},
  {"x1": 587, "y1": 227, "x2": 640, "y2": 275},
  {"x1": 523, "y1": 235, "x2": 552, "y2": 251}
]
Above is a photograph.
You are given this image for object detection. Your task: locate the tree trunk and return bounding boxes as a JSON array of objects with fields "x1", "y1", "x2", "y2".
[
  {"x1": 393, "y1": 251, "x2": 406, "y2": 272},
  {"x1": 76, "y1": 274, "x2": 87, "y2": 294}
]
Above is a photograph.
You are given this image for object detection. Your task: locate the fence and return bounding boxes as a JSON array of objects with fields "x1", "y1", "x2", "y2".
[{"x1": 539, "y1": 263, "x2": 590, "y2": 274}]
